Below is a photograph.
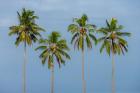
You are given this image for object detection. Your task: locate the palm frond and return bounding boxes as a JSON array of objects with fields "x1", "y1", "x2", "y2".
[
  {"x1": 97, "y1": 28, "x2": 108, "y2": 35},
  {"x1": 116, "y1": 32, "x2": 131, "y2": 37},
  {"x1": 68, "y1": 24, "x2": 79, "y2": 34},
  {"x1": 49, "y1": 31, "x2": 61, "y2": 43},
  {"x1": 35, "y1": 46, "x2": 47, "y2": 51},
  {"x1": 105, "y1": 40, "x2": 111, "y2": 56},
  {"x1": 106, "y1": 19, "x2": 110, "y2": 29},
  {"x1": 100, "y1": 42, "x2": 106, "y2": 53},
  {"x1": 89, "y1": 33, "x2": 97, "y2": 44},
  {"x1": 15, "y1": 37, "x2": 21, "y2": 46},
  {"x1": 57, "y1": 49, "x2": 71, "y2": 60},
  {"x1": 9, "y1": 8, "x2": 44, "y2": 46},
  {"x1": 98, "y1": 18, "x2": 131, "y2": 56},
  {"x1": 71, "y1": 33, "x2": 79, "y2": 44},
  {"x1": 85, "y1": 34, "x2": 92, "y2": 49},
  {"x1": 48, "y1": 55, "x2": 53, "y2": 69},
  {"x1": 36, "y1": 31, "x2": 70, "y2": 68},
  {"x1": 79, "y1": 35, "x2": 84, "y2": 51},
  {"x1": 9, "y1": 26, "x2": 19, "y2": 36},
  {"x1": 98, "y1": 36, "x2": 106, "y2": 43},
  {"x1": 86, "y1": 24, "x2": 96, "y2": 32}
]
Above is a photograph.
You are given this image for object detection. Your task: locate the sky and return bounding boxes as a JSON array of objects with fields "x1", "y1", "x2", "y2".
[{"x1": 0, "y1": 0, "x2": 140, "y2": 93}]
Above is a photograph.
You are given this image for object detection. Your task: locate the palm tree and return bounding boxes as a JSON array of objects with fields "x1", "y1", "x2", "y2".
[
  {"x1": 35, "y1": 31, "x2": 70, "y2": 93},
  {"x1": 68, "y1": 14, "x2": 96, "y2": 93},
  {"x1": 9, "y1": 8, "x2": 44, "y2": 93},
  {"x1": 98, "y1": 18, "x2": 131, "y2": 93}
]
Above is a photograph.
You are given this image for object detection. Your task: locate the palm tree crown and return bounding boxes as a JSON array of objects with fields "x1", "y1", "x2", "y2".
[
  {"x1": 35, "y1": 31, "x2": 70, "y2": 69},
  {"x1": 98, "y1": 18, "x2": 131, "y2": 55},
  {"x1": 9, "y1": 8, "x2": 44, "y2": 46},
  {"x1": 68, "y1": 14, "x2": 97, "y2": 51}
]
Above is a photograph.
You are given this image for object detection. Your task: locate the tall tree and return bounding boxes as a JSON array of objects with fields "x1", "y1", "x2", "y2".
[
  {"x1": 35, "y1": 31, "x2": 70, "y2": 93},
  {"x1": 68, "y1": 14, "x2": 96, "y2": 93},
  {"x1": 98, "y1": 18, "x2": 131, "y2": 93},
  {"x1": 9, "y1": 8, "x2": 44, "y2": 93}
]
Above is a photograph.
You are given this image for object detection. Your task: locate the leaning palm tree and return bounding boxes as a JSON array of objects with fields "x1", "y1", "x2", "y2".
[
  {"x1": 98, "y1": 18, "x2": 131, "y2": 93},
  {"x1": 68, "y1": 14, "x2": 96, "y2": 93},
  {"x1": 35, "y1": 31, "x2": 70, "y2": 93},
  {"x1": 9, "y1": 8, "x2": 44, "y2": 93}
]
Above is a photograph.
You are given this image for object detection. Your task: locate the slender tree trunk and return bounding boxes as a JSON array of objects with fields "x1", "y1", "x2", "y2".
[
  {"x1": 82, "y1": 50, "x2": 86, "y2": 93},
  {"x1": 51, "y1": 64, "x2": 54, "y2": 93},
  {"x1": 23, "y1": 41, "x2": 27, "y2": 93},
  {"x1": 112, "y1": 53, "x2": 115, "y2": 93}
]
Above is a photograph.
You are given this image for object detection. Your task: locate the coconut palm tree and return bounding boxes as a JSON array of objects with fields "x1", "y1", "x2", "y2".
[
  {"x1": 68, "y1": 14, "x2": 96, "y2": 93},
  {"x1": 98, "y1": 18, "x2": 131, "y2": 93},
  {"x1": 35, "y1": 31, "x2": 70, "y2": 93},
  {"x1": 9, "y1": 8, "x2": 44, "y2": 93}
]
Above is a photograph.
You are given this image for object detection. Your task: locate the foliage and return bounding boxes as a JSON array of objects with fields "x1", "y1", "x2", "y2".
[
  {"x1": 9, "y1": 8, "x2": 45, "y2": 46},
  {"x1": 68, "y1": 14, "x2": 97, "y2": 51},
  {"x1": 35, "y1": 31, "x2": 70, "y2": 69},
  {"x1": 98, "y1": 18, "x2": 131, "y2": 56}
]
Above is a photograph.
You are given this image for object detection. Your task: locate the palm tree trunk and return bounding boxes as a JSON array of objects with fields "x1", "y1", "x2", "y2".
[
  {"x1": 51, "y1": 65, "x2": 54, "y2": 93},
  {"x1": 112, "y1": 53, "x2": 115, "y2": 93},
  {"x1": 82, "y1": 50, "x2": 86, "y2": 93},
  {"x1": 23, "y1": 41, "x2": 27, "y2": 93}
]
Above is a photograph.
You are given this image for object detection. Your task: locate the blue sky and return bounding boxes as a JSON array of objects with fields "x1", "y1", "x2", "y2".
[{"x1": 0, "y1": 0, "x2": 139, "y2": 93}]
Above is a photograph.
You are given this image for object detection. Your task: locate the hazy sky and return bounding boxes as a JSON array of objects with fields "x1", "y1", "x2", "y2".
[{"x1": 0, "y1": 0, "x2": 139, "y2": 93}]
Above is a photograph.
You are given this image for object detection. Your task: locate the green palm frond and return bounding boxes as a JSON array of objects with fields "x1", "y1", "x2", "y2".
[
  {"x1": 116, "y1": 44, "x2": 121, "y2": 55},
  {"x1": 98, "y1": 18, "x2": 131, "y2": 56},
  {"x1": 79, "y1": 35, "x2": 84, "y2": 51},
  {"x1": 68, "y1": 14, "x2": 97, "y2": 51},
  {"x1": 73, "y1": 38, "x2": 79, "y2": 50},
  {"x1": 9, "y1": 26, "x2": 19, "y2": 36},
  {"x1": 38, "y1": 38, "x2": 49, "y2": 44},
  {"x1": 57, "y1": 40, "x2": 69, "y2": 50},
  {"x1": 36, "y1": 31, "x2": 70, "y2": 69},
  {"x1": 97, "y1": 28, "x2": 108, "y2": 35},
  {"x1": 81, "y1": 14, "x2": 88, "y2": 21},
  {"x1": 100, "y1": 42, "x2": 106, "y2": 53},
  {"x1": 35, "y1": 46, "x2": 47, "y2": 51},
  {"x1": 9, "y1": 8, "x2": 45, "y2": 46},
  {"x1": 105, "y1": 40, "x2": 111, "y2": 56},
  {"x1": 54, "y1": 51, "x2": 64, "y2": 68},
  {"x1": 121, "y1": 43, "x2": 128, "y2": 52},
  {"x1": 118, "y1": 37, "x2": 128, "y2": 45},
  {"x1": 80, "y1": 14, "x2": 88, "y2": 26},
  {"x1": 98, "y1": 37, "x2": 106, "y2": 43},
  {"x1": 57, "y1": 49, "x2": 71, "y2": 60},
  {"x1": 15, "y1": 37, "x2": 21, "y2": 46},
  {"x1": 48, "y1": 55, "x2": 53, "y2": 69},
  {"x1": 116, "y1": 32, "x2": 131, "y2": 37},
  {"x1": 85, "y1": 34, "x2": 92, "y2": 48},
  {"x1": 106, "y1": 19, "x2": 111, "y2": 29},
  {"x1": 89, "y1": 33, "x2": 97, "y2": 44},
  {"x1": 68, "y1": 24, "x2": 79, "y2": 34},
  {"x1": 71, "y1": 33, "x2": 79, "y2": 44},
  {"x1": 116, "y1": 25, "x2": 123, "y2": 31},
  {"x1": 86, "y1": 24, "x2": 96, "y2": 32},
  {"x1": 39, "y1": 49, "x2": 50, "y2": 58},
  {"x1": 48, "y1": 31, "x2": 61, "y2": 43},
  {"x1": 42, "y1": 56, "x2": 47, "y2": 65}
]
